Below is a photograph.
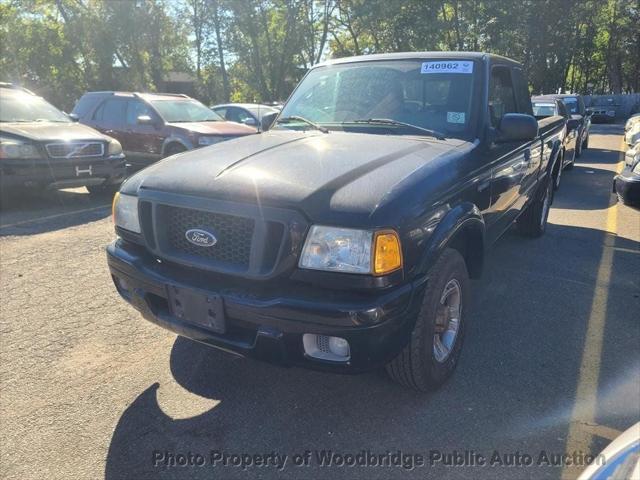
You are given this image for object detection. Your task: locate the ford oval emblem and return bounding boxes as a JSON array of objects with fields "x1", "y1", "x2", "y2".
[{"x1": 185, "y1": 228, "x2": 217, "y2": 247}]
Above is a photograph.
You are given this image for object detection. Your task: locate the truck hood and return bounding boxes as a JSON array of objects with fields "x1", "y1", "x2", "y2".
[
  {"x1": 166, "y1": 121, "x2": 256, "y2": 135},
  {"x1": 0, "y1": 122, "x2": 112, "y2": 142},
  {"x1": 126, "y1": 130, "x2": 471, "y2": 225}
]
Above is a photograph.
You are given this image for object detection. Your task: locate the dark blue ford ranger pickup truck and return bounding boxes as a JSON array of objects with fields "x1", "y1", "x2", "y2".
[{"x1": 108, "y1": 52, "x2": 565, "y2": 391}]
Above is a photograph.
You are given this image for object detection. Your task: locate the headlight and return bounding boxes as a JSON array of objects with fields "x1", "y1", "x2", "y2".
[
  {"x1": 299, "y1": 225, "x2": 402, "y2": 275},
  {"x1": 198, "y1": 136, "x2": 223, "y2": 146},
  {"x1": 112, "y1": 192, "x2": 140, "y2": 233},
  {"x1": 107, "y1": 139, "x2": 123, "y2": 156},
  {"x1": 0, "y1": 137, "x2": 42, "y2": 159}
]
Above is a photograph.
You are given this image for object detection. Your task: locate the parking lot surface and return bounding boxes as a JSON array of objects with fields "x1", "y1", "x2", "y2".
[{"x1": 1, "y1": 124, "x2": 638, "y2": 480}]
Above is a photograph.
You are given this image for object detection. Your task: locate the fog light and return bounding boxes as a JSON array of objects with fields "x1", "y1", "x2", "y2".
[{"x1": 303, "y1": 334, "x2": 350, "y2": 362}]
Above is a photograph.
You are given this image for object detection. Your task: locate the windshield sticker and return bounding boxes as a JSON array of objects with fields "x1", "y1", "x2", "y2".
[
  {"x1": 447, "y1": 112, "x2": 466, "y2": 124},
  {"x1": 421, "y1": 61, "x2": 474, "y2": 74}
]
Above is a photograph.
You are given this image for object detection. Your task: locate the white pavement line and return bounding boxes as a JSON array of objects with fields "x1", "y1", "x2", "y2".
[{"x1": 0, "y1": 204, "x2": 110, "y2": 229}]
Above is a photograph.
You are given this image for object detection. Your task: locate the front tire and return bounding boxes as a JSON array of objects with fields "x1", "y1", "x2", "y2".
[
  {"x1": 386, "y1": 248, "x2": 470, "y2": 392},
  {"x1": 87, "y1": 183, "x2": 120, "y2": 197},
  {"x1": 517, "y1": 174, "x2": 553, "y2": 237}
]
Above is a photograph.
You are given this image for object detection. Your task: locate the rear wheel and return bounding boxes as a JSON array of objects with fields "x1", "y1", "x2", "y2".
[
  {"x1": 517, "y1": 174, "x2": 553, "y2": 237},
  {"x1": 582, "y1": 133, "x2": 589, "y2": 150},
  {"x1": 575, "y1": 134, "x2": 584, "y2": 158},
  {"x1": 386, "y1": 248, "x2": 469, "y2": 392},
  {"x1": 553, "y1": 150, "x2": 563, "y2": 190}
]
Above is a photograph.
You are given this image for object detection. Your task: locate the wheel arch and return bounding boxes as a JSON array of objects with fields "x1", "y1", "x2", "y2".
[
  {"x1": 417, "y1": 203, "x2": 485, "y2": 280},
  {"x1": 161, "y1": 136, "x2": 192, "y2": 156}
]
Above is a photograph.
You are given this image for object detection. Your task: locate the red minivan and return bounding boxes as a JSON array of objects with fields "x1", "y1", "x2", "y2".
[{"x1": 72, "y1": 92, "x2": 256, "y2": 169}]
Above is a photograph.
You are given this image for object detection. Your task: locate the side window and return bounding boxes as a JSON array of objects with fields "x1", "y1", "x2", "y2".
[
  {"x1": 234, "y1": 109, "x2": 254, "y2": 123},
  {"x1": 226, "y1": 107, "x2": 241, "y2": 122},
  {"x1": 489, "y1": 66, "x2": 517, "y2": 127},
  {"x1": 512, "y1": 68, "x2": 533, "y2": 116},
  {"x1": 557, "y1": 101, "x2": 568, "y2": 118},
  {"x1": 214, "y1": 108, "x2": 227, "y2": 119},
  {"x1": 126, "y1": 100, "x2": 154, "y2": 125},
  {"x1": 96, "y1": 99, "x2": 126, "y2": 124}
]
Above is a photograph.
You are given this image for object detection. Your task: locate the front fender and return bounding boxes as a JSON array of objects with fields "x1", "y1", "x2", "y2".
[{"x1": 415, "y1": 202, "x2": 485, "y2": 278}]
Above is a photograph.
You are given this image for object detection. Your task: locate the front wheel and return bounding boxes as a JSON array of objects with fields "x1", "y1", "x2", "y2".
[
  {"x1": 87, "y1": 183, "x2": 121, "y2": 197},
  {"x1": 517, "y1": 174, "x2": 553, "y2": 237},
  {"x1": 386, "y1": 248, "x2": 470, "y2": 392}
]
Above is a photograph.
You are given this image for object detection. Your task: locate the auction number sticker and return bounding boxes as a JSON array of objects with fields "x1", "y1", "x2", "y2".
[{"x1": 421, "y1": 61, "x2": 474, "y2": 74}]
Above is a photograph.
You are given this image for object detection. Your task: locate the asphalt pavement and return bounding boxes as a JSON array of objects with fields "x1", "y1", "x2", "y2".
[{"x1": 0, "y1": 124, "x2": 638, "y2": 480}]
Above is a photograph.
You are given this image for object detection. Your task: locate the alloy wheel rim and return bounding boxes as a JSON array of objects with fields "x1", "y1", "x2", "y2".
[{"x1": 433, "y1": 279, "x2": 462, "y2": 363}]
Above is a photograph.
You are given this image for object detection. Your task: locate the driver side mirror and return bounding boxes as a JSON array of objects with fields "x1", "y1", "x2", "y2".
[
  {"x1": 242, "y1": 117, "x2": 258, "y2": 127},
  {"x1": 67, "y1": 113, "x2": 79, "y2": 122},
  {"x1": 496, "y1": 113, "x2": 538, "y2": 143},
  {"x1": 260, "y1": 111, "x2": 278, "y2": 132},
  {"x1": 137, "y1": 115, "x2": 158, "y2": 127}
]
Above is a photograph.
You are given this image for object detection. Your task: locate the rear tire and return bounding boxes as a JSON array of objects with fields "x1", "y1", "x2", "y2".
[
  {"x1": 575, "y1": 135, "x2": 583, "y2": 158},
  {"x1": 582, "y1": 133, "x2": 589, "y2": 151},
  {"x1": 517, "y1": 174, "x2": 553, "y2": 237},
  {"x1": 386, "y1": 248, "x2": 470, "y2": 392}
]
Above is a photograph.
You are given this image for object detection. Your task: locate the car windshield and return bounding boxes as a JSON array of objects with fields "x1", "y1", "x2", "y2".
[
  {"x1": 0, "y1": 93, "x2": 70, "y2": 123},
  {"x1": 149, "y1": 99, "x2": 223, "y2": 123},
  {"x1": 532, "y1": 103, "x2": 557, "y2": 117},
  {"x1": 279, "y1": 59, "x2": 477, "y2": 138},
  {"x1": 561, "y1": 97, "x2": 579, "y2": 114}
]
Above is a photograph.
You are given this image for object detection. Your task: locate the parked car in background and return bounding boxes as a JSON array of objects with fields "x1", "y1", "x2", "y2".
[
  {"x1": 211, "y1": 103, "x2": 279, "y2": 128},
  {"x1": 535, "y1": 94, "x2": 591, "y2": 158},
  {"x1": 0, "y1": 85, "x2": 125, "y2": 199},
  {"x1": 614, "y1": 142, "x2": 640, "y2": 207},
  {"x1": 72, "y1": 92, "x2": 256, "y2": 169},
  {"x1": 589, "y1": 96, "x2": 619, "y2": 123},
  {"x1": 108, "y1": 52, "x2": 566, "y2": 391},
  {"x1": 532, "y1": 96, "x2": 575, "y2": 186}
]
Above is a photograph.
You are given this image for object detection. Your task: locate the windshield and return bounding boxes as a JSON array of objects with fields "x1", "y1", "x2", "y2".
[
  {"x1": 532, "y1": 103, "x2": 557, "y2": 117},
  {"x1": 150, "y1": 99, "x2": 223, "y2": 123},
  {"x1": 279, "y1": 59, "x2": 476, "y2": 138},
  {"x1": 0, "y1": 93, "x2": 70, "y2": 123},
  {"x1": 561, "y1": 97, "x2": 579, "y2": 114}
]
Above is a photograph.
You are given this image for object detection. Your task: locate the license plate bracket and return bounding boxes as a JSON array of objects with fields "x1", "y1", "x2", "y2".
[{"x1": 167, "y1": 286, "x2": 226, "y2": 334}]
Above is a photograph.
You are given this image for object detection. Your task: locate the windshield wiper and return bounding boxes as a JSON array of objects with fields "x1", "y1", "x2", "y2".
[
  {"x1": 276, "y1": 115, "x2": 329, "y2": 133},
  {"x1": 351, "y1": 118, "x2": 446, "y2": 140}
]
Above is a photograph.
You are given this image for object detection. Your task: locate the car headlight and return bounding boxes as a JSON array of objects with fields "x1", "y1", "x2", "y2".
[
  {"x1": 198, "y1": 136, "x2": 223, "y2": 146},
  {"x1": 299, "y1": 225, "x2": 402, "y2": 275},
  {"x1": 112, "y1": 192, "x2": 140, "y2": 233},
  {"x1": 0, "y1": 137, "x2": 42, "y2": 159},
  {"x1": 107, "y1": 139, "x2": 123, "y2": 156}
]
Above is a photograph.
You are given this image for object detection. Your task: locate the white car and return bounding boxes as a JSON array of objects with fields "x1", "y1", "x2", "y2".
[
  {"x1": 625, "y1": 141, "x2": 640, "y2": 167},
  {"x1": 625, "y1": 113, "x2": 640, "y2": 132},
  {"x1": 625, "y1": 123, "x2": 640, "y2": 146}
]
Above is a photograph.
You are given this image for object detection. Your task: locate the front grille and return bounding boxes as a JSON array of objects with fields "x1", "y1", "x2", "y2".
[
  {"x1": 45, "y1": 142, "x2": 104, "y2": 158},
  {"x1": 164, "y1": 205, "x2": 255, "y2": 267}
]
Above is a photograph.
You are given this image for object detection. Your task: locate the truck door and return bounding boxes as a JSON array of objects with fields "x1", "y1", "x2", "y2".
[
  {"x1": 486, "y1": 65, "x2": 531, "y2": 242},
  {"x1": 512, "y1": 67, "x2": 541, "y2": 205}
]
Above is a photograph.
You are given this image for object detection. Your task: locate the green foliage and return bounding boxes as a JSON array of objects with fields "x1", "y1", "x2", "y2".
[{"x1": 1, "y1": 0, "x2": 637, "y2": 111}]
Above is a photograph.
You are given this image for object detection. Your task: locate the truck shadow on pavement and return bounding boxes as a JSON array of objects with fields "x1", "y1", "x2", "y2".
[
  {"x1": 0, "y1": 189, "x2": 111, "y2": 236},
  {"x1": 104, "y1": 222, "x2": 640, "y2": 480}
]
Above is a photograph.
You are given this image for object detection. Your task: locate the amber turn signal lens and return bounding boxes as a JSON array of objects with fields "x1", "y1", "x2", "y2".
[
  {"x1": 373, "y1": 231, "x2": 402, "y2": 275},
  {"x1": 112, "y1": 191, "x2": 120, "y2": 223}
]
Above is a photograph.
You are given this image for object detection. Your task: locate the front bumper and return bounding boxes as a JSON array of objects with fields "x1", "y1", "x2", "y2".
[
  {"x1": 0, "y1": 154, "x2": 126, "y2": 191},
  {"x1": 107, "y1": 240, "x2": 424, "y2": 373},
  {"x1": 614, "y1": 167, "x2": 640, "y2": 207}
]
